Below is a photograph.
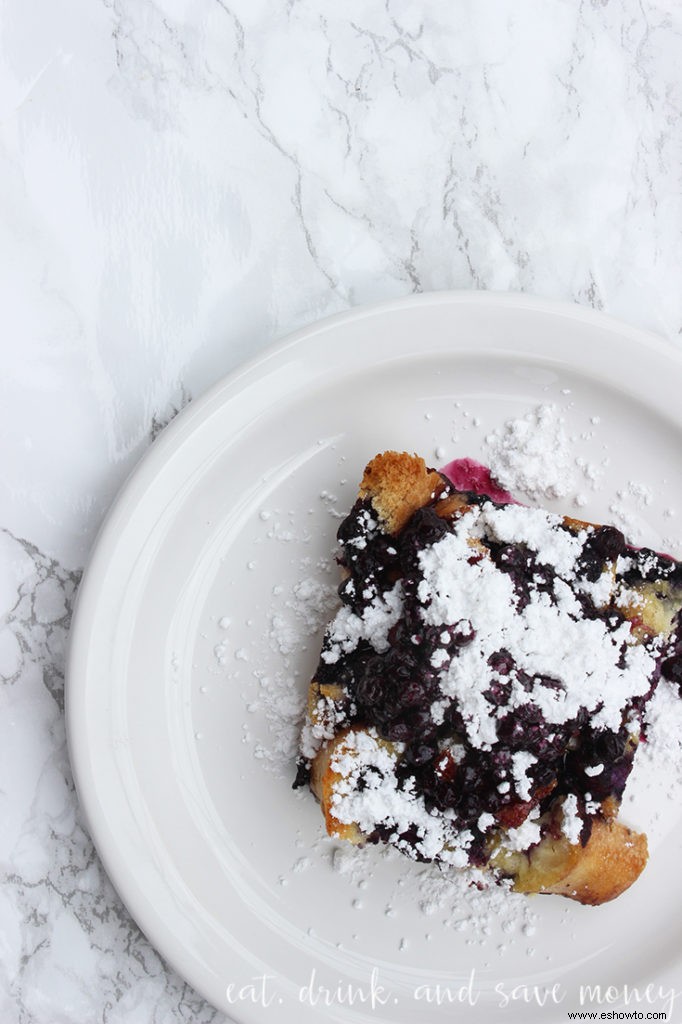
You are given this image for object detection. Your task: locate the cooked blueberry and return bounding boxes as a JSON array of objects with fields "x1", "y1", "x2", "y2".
[
  {"x1": 404, "y1": 740, "x2": 439, "y2": 766},
  {"x1": 399, "y1": 507, "x2": 449, "y2": 573},
  {"x1": 661, "y1": 655, "x2": 682, "y2": 693},
  {"x1": 578, "y1": 526, "x2": 626, "y2": 581},
  {"x1": 488, "y1": 649, "x2": 515, "y2": 675}
]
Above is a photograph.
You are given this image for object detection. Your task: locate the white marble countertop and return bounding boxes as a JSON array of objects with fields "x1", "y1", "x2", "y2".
[{"x1": 1, "y1": 1, "x2": 681, "y2": 1021}]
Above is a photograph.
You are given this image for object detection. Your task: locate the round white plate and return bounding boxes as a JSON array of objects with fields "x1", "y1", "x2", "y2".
[{"x1": 67, "y1": 293, "x2": 682, "y2": 1024}]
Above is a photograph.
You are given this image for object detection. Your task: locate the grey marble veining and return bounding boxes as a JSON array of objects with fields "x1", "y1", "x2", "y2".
[
  {"x1": 1, "y1": 0, "x2": 681, "y2": 1019},
  {"x1": 0, "y1": 526, "x2": 227, "y2": 1022}
]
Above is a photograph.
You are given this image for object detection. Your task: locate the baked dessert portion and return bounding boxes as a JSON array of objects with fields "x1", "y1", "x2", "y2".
[{"x1": 296, "y1": 452, "x2": 682, "y2": 905}]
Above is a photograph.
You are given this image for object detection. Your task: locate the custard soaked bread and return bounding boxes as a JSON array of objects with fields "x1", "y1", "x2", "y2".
[{"x1": 296, "y1": 452, "x2": 682, "y2": 905}]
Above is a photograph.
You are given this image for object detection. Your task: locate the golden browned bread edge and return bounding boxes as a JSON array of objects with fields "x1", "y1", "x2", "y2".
[{"x1": 359, "y1": 451, "x2": 446, "y2": 534}]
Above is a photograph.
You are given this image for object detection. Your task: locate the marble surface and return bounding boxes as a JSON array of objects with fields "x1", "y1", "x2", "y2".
[{"x1": 1, "y1": 0, "x2": 681, "y2": 1020}]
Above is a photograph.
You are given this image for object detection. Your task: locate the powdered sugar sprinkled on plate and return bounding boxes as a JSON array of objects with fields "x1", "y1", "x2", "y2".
[{"x1": 484, "y1": 404, "x2": 576, "y2": 500}]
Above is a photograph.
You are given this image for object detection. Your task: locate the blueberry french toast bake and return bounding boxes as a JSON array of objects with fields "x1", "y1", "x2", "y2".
[{"x1": 295, "y1": 452, "x2": 682, "y2": 905}]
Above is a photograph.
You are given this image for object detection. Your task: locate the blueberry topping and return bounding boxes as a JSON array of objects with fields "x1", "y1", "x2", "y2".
[{"x1": 578, "y1": 525, "x2": 626, "y2": 581}]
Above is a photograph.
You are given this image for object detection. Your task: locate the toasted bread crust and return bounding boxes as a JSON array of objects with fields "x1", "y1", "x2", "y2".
[
  {"x1": 520, "y1": 819, "x2": 648, "y2": 905},
  {"x1": 359, "y1": 451, "x2": 446, "y2": 534}
]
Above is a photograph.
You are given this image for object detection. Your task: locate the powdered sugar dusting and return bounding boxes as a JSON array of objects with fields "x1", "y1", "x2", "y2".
[
  {"x1": 608, "y1": 480, "x2": 660, "y2": 547},
  {"x1": 560, "y1": 794, "x2": 583, "y2": 845},
  {"x1": 323, "y1": 840, "x2": 538, "y2": 942},
  {"x1": 269, "y1": 576, "x2": 339, "y2": 656},
  {"x1": 484, "y1": 404, "x2": 575, "y2": 500},
  {"x1": 252, "y1": 668, "x2": 304, "y2": 773},
  {"x1": 417, "y1": 504, "x2": 655, "y2": 744},
  {"x1": 248, "y1": 570, "x2": 340, "y2": 775},
  {"x1": 499, "y1": 812, "x2": 542, "y2": 853},
  {"x1": 640, "y1": 679, "x2": 682, "y2": 781},
  {"x1": 413, "y1": 862, "x2": 537, "y2": 942},
  {"x1": 330, "y1": 728, "x2": 473, "y2": 866},
  {"x1": 321, "y1": 582, "x2": 403, "y2": 665}
]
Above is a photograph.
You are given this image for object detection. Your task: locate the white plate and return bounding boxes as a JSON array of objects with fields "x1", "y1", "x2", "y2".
[{"x1": 67, "y1": 293, "x2": 682, "y2": 1024}]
